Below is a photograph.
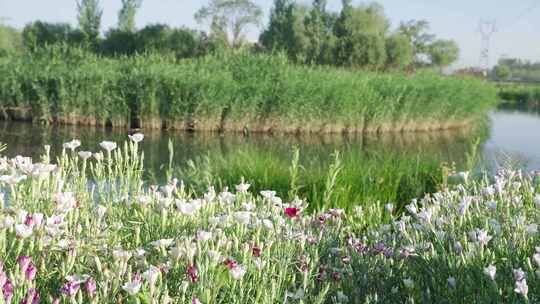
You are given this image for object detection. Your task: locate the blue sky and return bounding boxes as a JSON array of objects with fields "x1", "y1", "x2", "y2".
[{"x1": 1, "y1": 0, "x2": 538, "y2": 68}]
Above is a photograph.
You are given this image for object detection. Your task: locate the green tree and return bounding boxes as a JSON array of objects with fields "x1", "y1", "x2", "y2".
[
  {"x1": 493, "y1": 65, "x2": 511, "y2": 80},
  {"x1": 333, "y1": 1, "x2": 388, "y2": 67},
  {"x1": 428, "y1": 39, "x2": 459, "y2": 70},
  {"x1": 100, "y1": 29, "x2": 138, "y2": 56},
  {"x1": 304, "y1": 0, "x2": 336, "y2": 64},
  {"x1": 259, "y1": 0, "x2": 296, "y2": 55},
  {"x1": 398, "y1": 20, "x2": 435, "y2": 64},
  {"x1": 195, "y1": 0, "x2": 262, "y2": 48},
  {"x1": 76, "y1": 0, "x2": 103, "y2": 43},
  {"x1": 385, "y1": 33, "x2": 413, "y2": 69},
  {"x1": 118, "y1": 0, "x2": 142, "y2": 32},
  {"x1": 0, "y1": 24, "x2": 22, "y2": 56},
  {"x1": 22, "y1": 21, "x2": 84, "y2": 50}
]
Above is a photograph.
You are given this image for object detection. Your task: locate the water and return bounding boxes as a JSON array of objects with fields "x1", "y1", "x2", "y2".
[{"x1": 0, "y1": 110, "x2": 540, "y2": 183}]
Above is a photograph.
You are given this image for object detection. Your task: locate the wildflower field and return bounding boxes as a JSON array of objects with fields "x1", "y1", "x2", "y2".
[
  {"x1": 0, "y1": 135, "x2": 539, "y2": 303},
  {"x1": 0, "y1": 46, "x2": 497, "y2": 133}
]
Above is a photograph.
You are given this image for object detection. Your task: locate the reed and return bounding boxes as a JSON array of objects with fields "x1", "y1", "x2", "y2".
[{"x1": 0, "y1": 46, "x2": 498, "y2": 133}]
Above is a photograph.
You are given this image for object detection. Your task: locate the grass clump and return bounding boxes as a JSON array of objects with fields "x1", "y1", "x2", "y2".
[
  {"x1": 498, "y1": 83, "x2": 540, "y2": 108},
  {"x1": 0, "y1": 46, "x2": 497, "y2": 133}
]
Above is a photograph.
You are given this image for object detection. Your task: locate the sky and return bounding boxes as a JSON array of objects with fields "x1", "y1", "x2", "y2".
[{"x1": 0, "y1": 0, "x2": 539, "y2": 68}]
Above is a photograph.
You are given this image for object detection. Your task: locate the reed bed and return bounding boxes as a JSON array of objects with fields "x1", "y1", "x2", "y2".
[
  {"x1": 0, "y1": 46, "x2": 497, "y2": 133},
  {"x1": 498, "y1": 83, "x2": 540, "y2": 108},
  {"x1": 0, "y1": 136, "x2": 539, "y2": 302}
]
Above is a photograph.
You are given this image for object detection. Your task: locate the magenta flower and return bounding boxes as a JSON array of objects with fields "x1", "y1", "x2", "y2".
[
  {"x1": 224, "y1": 258, "x2": 237, "y2": 269},
  {"x1": 0, "y1": 271, "x2": 6, "y2": 287},
  {"x1": 21, "y1": 288, "x2": 40, "y2": 304},
  {"x1": 252, "y1": 247, "x2": 261, "y2": 258},
  {"x1": 24, "y1": 214, "x2": 34, "y2": 226},
  {"x1": 25, "y1": 262, "x2": 37, "y2": 281},
  {"x1": 85, "y1": 278, "x2": 97, "y2": 297},
  {"x1": 17, "y1": 256, "x2": 32, "y2": 275},
  {"x1": 284, "y1": 207, "x2": 300, "y2": 218},
  {"x1": 187, "y1": 265, "x2": 198, "y2": 283},
  {"x1": 59, "y1": 282, "x2": 80, "y2": 297},
  {"x1": 3, "y1": 280, "x2": 13, "y2": 302}
]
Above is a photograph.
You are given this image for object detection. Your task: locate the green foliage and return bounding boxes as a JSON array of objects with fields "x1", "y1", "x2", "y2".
[
  {"x1": 118, "y1": 0, "x2": 142, "y2": 32},
  {"x1": 498, "y1": 84, "x2": 540, "y2": 107},
  {"x1": 385, "y1": 33, "x2": 413, "y2": 69},
  {"x1": 0, "y1": 25, "x2": 23, "y2": 57},
  {"x1": 0, "y1": 47, "x2": 497, "y2": 133},
  {"x1": 428, "y1": 39, "x2": 459, "y2": 69},
  {"x1": 397, "y1": 20, "x2": 435, "y2": 63},
  {"x1": 492, "y1": 58, "x2": 540, "y2": 82},
  {"x1": 22, "y1": 21, "x2": 85, "y2": 50},
  {"x1": 195, "y1": 0, "x2": 263, "y2": 48},
  {"x1": 76, "y1": 0, "x2": 103, "y2": 43},
  {"x1": 493, "y1": 65, "x2": 511, "y2": 80},
  {"x1": 259, "y1": 0, "x2": 297, "y2": 56}
]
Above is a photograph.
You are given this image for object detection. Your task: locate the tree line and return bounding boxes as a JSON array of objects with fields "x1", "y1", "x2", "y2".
[{"x1": 0, "y1": 0, "x2": 460, "y2": 70}]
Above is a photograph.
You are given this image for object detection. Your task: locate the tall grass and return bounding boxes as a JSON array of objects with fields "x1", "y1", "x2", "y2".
[
  {"x1": 498, "y1": 83, "x2": 540, "y2": 108},
  {"x1": 0, "y1": 46, "x2": 497, "y2": 133}
]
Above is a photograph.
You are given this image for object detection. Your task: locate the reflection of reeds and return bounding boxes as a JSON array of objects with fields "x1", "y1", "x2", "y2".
[{"x1": 0, "y1": 46, "x2": 497, "y2": 133}]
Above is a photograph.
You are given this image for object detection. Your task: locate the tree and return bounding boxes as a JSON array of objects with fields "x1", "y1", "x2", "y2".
[
  {"x1": 118, "y1": 0, "x2": 142, "y2": 32},
  {"x1": 195, "y1": 0, "x2": 262, "y2": 48},
  {"x1": 493, "y1": 65, "x2": 511, "y2": 80},
  {"x1": 428, "y1": 39, "x2": 459, "y2": 70},
  {"x1": 76, "y1": 0, "x2": 103, "y2": 43},
  {"x1": 304, "y1": 0, "x2": 336, "y2": 64},
  {"x1": 385, "y1": 33, "x2": 413, "y2": 69},
  {"x1": 22, "y1": 21, "x2": 78, "y2": 50},
  {"x1": 0, "y1": 25, "x2": 22, "y2": 56},
  {"x1": 100, "y1": 29, "x2": 138, "y2": 56},
  {"x1": 259, "y1": 0, "x2": 296, "y2": 54},
  {"x1": 398, "y1": 20, "x2": 435, "y2": 64},
  {"x1": 333, "y1": 2, "x2": 388, "y2": 68}
]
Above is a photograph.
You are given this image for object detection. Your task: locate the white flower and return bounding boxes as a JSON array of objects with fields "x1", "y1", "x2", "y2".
[
  {"x1": 62, "y1": 139, "x2": 81, "y2": 151},
  {"x1": 260, "y1": 190, "x2": 276, "y2": 199},
  {"x1": 533, "y1": 253, "x2": 540, "y2": 267},
  {"x1": 385, "y1": 203, "x2": 394, "y2": 213},
  {"x1": 484, "y1": 265, "x2": 496, "y2": 280},
  {"x1": 2, "y1": 216, "x2": 14, "y2": 228},
  {"x1": 525, "y1": 224, "x2": 538, "y2": 235},
  {"x1": 476, "y1": 229, "x2": 492, "y2": 246},
  {"x1": 230, "y1": 265, "x2": 247, "y2": 280},
  {"x1": 235, "y1": 182, "x2": 250, "y2": 193},
  {"x1": 253, "y1": 258, "x2": 265, "y2": 270},
  {"x1": 142, "y1": 265, "x2": 160, "y2": 286},
  {"x1": 15, "y1": 224, "x2": 32, "y2": 238},
  {"x1": 93, "y1": 152, "x2": 104, "y2": 161},
  {"x1": 112, "y1": 249, "x2": 132, "y2": 262},
  {"x1": 535, "y1": 195, "x2": 540, "y2": 208},
  {"x1": 235, "y1": 211, "x2": 251, "y2": 225},
  {"x1": 99, "y1": 141, "x2": 117, "y2": 152},
  {"x1": 96, "y1": 205, "x2": 107, "y2": 218},
  {"x1": 286, "y1": 288, "x2": 304, "y2": 300},
  {"x1": 447, "y1": 277, "x2": 456, "y2": 288},
  {"x1": 151, "y1": 239, "x2": 174, "y2": 248},
  {"x1": 514, "y1": 279, "x2": 528, "y2": 297},
  {"x1": 128, "y1": 133, "x2": 144, "y2": 143},
  {"x1": 243, "y1": 201, "x2": 256, "y2": 211},
  {"x1": 65, "y1": 274, "x2": 90, "y2": 284},
  {"x1": 196, "y1": 230, "x2": 212, "y2": 242},
  {"x1": 403, "y1": 278, "x2": 414, "y2": 289},
  {"x1": 78, "y1": 151, "x2": 92, "y2": 160},
  {"x1": 177, "y1": 200, "x2": 197, "y2": 216},
  {"x1": 122, "y1": 280, "x2": 142, "y2": 296},
  {"x1": 207, "y1": 250, "x2": 224, "y2": 263},
  {"x1": 485, "y1": 200, "x2": 497, "y2": 210},
  {"x1": 262, "y1": 219, "x2": 274, "y2": 230},
  {"x1": 513, "y1": 268, "x2": 526, "y2": 281}
]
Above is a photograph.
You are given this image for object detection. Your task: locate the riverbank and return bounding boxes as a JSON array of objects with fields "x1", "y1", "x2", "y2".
[
  {"x1": 497, "y1": 83, "x2": 540, "y2": 108},
  {"x1": 0, "y1": 47, "x2": 497, "y2": 133}
]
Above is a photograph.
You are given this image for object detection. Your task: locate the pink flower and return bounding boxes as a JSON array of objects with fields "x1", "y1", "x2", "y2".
[
  {"x1": 21, "y1": 288, "x2": 40, "y2": 304},
  {"x1": 25, "y1": 262, "x2": 37, "y2": 281},
  {"x1": 59, "y1": 282, "x2": 80, "y2": 297},
  {"x1": 85, "y1": 278, "x2": 96, "y2": 297},
  {"x1": 192, "y1": 297, "x2": 202, "y2": 304},
  {"x1": 187, "y1": 265, "x2": 198, "y2": 283},
  {"x1": 24, "y1": 214, "x2": 34, "y2": 226},
  {"x1": 284, "y1": 207, "x2": 300, "y2": 218},
  {"x1": 224, "y1": 258, "x2": 237, "y2": 269},
  {"x1": 17, "y1": 256, "x2": 32, "y2": 273},
  {"x1": 52, "y1": 298, "x2": 60, "y2": 304},
  {"x1": 2, "y1": 280, "x2": 13, "y2": 302}
]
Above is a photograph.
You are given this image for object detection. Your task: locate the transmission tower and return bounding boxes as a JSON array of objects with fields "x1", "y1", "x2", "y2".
[{"x1": 478, "y1": 20, "x2": 497, "y2": 73}]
